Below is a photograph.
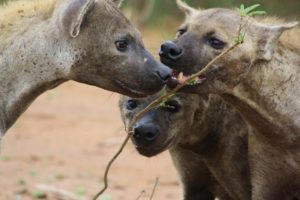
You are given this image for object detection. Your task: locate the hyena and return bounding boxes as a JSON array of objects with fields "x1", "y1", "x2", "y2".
[
  {"x1": 0, "y1": 0, "x2": 171, "y2": 135},
  {"x1": 159, "y1": 0, "x2": 300, "y2": 199},
  {"x1": 119, "y1": 93, "x2": 250, "y2": 200}
]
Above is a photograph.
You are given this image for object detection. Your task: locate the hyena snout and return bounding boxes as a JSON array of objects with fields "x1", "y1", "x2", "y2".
[
  {"x1": 143, "y1": 50, "x2": 172, "y2": 83},
  {"x1": 155, "y1": 63, "x2": 172, "y2": 82},
  {"x1": 159, "y1": 41, "x2": 184, "y2": 61},
  {"x1": 132, "y1": 121, "x2": 166, "y2": 157},
  {"x1": 133, "y1": 123, "x2": 159, "y2": 144}
]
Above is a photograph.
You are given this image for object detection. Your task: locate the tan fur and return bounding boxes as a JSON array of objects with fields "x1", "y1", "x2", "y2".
[
  {"x1": 256, "y1": 16, "x2": 300, "y2": 51},
  {"x1": 179, "y1": 6, "x2": 300, "y2": 57},
  {"x1": 164, "y1": 1, "x2": 300, "y2": 200},
  {"x1": 0, "y1": 0, "x2": 170, "y2": 135},
  {"x1": 0, "y1": 0, "x2": 59, "y2": 51}
]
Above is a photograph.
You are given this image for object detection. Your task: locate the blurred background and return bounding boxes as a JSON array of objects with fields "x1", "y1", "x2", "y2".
[
  {"x1": 122, "y1": 0, "x2": 300, "y2": 28},
  {"x1": 0, "y1": 0, "x2": 299, "y2": 200}
]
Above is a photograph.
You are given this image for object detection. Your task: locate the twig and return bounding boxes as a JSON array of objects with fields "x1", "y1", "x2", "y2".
[
  {"x1": 149, "y1": 177, "x2": 159, "y2": 200},
  {"x1": 136, "y1": 190, "x2": 146, "y2": 200},
  {"x1": 92, "y1": 42, "x2": 239, "y2": 200},
  {"x1": 93, "y1": 8, "x2": 251, "y2": 199},
  {"x1": 92, "y1": 132, "x2": 132, "y2": 200},
  {"x1": 127, "y1": 42, "x2": 239, "y2": 134},
  {"x1": 35, "y1": 184, "x2": 86, "y2": 200}
]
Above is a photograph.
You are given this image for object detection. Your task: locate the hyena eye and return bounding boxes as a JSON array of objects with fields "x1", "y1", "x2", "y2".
[
  {"x1": 207, "y1": 37, "x2": 226, "y2": 50},
  {"x1": 115, "y1": 39, "x2": 128, "y2": 52},
  {"x1": 177, "y1": 27, "x2": 187, "y2": 37},
  {"x1": 126, "y1": 100, "x2": 138, "y2": 110},
  {"x1": 164, "y1": 100, "x2": 181, "y2": 113}
]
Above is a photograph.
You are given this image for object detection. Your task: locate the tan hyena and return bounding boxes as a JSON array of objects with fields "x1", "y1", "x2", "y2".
[
  {"x1": 159, "y1": 0, "x2": 300, "y2": 199},
  {"x1": 119, "y1": 93, "x2": 250, "y2": 200},
  {"x1": 0, "y1": 0, "x2": 171, "y2": 135}
]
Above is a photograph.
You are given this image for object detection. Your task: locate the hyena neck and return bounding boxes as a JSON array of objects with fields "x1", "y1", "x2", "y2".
[
  {"x1": 221, "y1": 47, "x2": 300, "y2": 142},
  {"x1": 0, "y1": 21, "x2": 74, "y2": 135},
  {"x1": 187, "y1": 95, "x2": 227, "y2": 147}
]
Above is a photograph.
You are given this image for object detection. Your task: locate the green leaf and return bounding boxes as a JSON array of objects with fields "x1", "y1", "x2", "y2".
[
  {"x1": 244, "y1": 4, "x2": 261, "y2": 14},
  {"x1": 186, "y1": 78, "x2": 198, "y2": 85},
  {"x1": 239, "y1": 32, "x2": 245, "y2": 43},
  {"x1": 234, "y1": 31, "x2": 246, "y2": 44},
  {"x1": 248, "y1": 10, "x2": 267, "y2": 16},
  {"x1": 159, "y1": 101, "x2": 166, "y2": 107},
  {"x1": 237, "y1": 6, "x2": 246, "y2": 16},
  {"x1": 240, "y1": 4, "x2": 245, "y2": 10},
  {"x1": 159, "y1": 94, "x2": 175, "y2": 108}
]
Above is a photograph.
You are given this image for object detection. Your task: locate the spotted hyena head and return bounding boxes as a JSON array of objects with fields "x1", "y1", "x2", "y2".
[
  {"x1": 119, "y1": 93, "x2": 203, "y2": 157},
  {"x1": 55, "y1": 0, "x2": 171, "y2": 97},
  {"x1": 159, "y1": 0, "x2": 298, "y2": 93}
]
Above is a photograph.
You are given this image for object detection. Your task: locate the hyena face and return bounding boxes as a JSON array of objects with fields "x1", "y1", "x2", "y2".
[
  {"x1": 159, "y1": 0, "x2": 298, "y2": 92},
  {"x1": 119, "y1": 93, "x2": 201, "y2": 157},
  {"x1": 56, "y1": 0, "x2": 171, "y2": 97}
]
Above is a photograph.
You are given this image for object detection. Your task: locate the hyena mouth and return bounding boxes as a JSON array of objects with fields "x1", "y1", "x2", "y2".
[
  {"x1": 134, "y1": 138, "x2": 174, "y2": 157},
  {"x1": 168, "y1": 69, "x2": 207, "y2": 89},
  {"x1": 115, "y1": 80, "x2": 147, "y2": 97}
]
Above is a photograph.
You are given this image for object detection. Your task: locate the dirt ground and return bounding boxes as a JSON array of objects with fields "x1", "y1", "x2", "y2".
[{"x1": 0, "y1": 30, "x2": 183, "y2": 200}]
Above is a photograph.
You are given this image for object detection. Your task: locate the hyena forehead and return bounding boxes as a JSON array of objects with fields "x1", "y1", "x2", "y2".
[
  {"x1": 98, "y1": 1, "x2": 143, "y2": 42},
  {"x1": 119, "y1": 93, "x2": 199, "y2": 110},
  {"x1": 186, "y1": 8, "x2": 241, "y2": 38},
  {"x1": 177, "y1": 0, "x2": 241, "y2": 27}
]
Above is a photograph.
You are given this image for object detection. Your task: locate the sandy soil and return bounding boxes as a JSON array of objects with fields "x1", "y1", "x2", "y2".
[{"x1": 0, "y1": 30, "x2": 183, "y2": 200}]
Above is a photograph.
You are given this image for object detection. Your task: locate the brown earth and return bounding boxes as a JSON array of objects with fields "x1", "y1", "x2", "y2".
[{"x1": 0, "y1": 29, "x2": 182, "y2": 200}]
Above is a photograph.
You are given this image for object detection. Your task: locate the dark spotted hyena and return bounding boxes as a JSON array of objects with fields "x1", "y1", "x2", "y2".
[{"x1": 119, "y1": 93, "x2": 250, "y2": 200}]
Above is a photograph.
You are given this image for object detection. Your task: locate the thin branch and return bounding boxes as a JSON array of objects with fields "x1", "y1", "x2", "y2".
[
  {"x1": 149, "y1": 177, "x2": 159, "y2": 200},
  {"x1": 92, "y1": 7, "x2": 257, "y2": 198},
  {"x1": 127, "y1": 42, "x2": 239, "y2": 134},
  {"x1": 92, "y1": 42, "x2": 239, "y2": 200},
  {"x1": 136, "y1": 190, "x2": 146, "y2": 200},
  {"x1": 92, "y1": 132, "x2": 132, "y2": 200}
]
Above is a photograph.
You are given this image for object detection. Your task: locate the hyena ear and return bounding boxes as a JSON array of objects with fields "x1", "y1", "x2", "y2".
[
  {"x1": 60, "y1": 0, "x2": 95, "y2": 38},
  {"x1": 111, "y1": 0, "x2": 124, "y2": 8},
  {"x1": 176, "y1": 0, "x2": 197, "y2": 16},
  {"x1": 254, "y1": 21, "x2": 299, "y2": 61}
]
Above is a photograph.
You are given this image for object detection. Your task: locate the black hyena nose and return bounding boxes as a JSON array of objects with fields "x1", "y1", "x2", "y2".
[
  {"x1": 133, "y1": 124, "x2": 158, "y2": 142},
  {"x1": 159, "y1": 41, "x2": 183, "y2": 61}
]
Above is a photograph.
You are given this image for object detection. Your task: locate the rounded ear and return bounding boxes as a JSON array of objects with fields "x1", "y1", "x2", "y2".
[
  {"x1": 60, "y1": 0, "x2": 95, "y2": 38},
  {"x1": 254, "y1": 21, "x2": 299, "y2": 61},
  {"x1": 176, "y1": 0, "x2": 198, "y2": 17},
  {"x1": 111, "y1": 0, "x2": 124, "y2": 8}
]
